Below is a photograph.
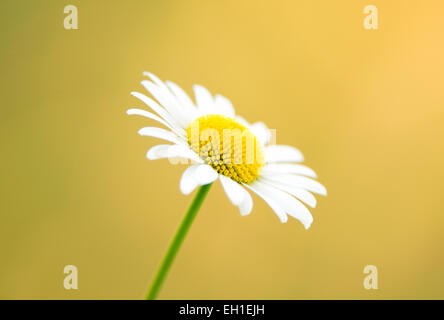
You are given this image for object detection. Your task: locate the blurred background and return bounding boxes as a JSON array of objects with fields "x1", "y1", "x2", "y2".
[{"x1": 1, "y1": 0, "x2": 443, "y2": 299}]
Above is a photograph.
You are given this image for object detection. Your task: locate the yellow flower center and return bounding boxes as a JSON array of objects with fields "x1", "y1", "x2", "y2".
[{"x1": 186, "y1": 115, "x2": 264, "y2": 184}]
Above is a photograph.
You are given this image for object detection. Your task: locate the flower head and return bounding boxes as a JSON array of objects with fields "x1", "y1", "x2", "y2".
[{"x1": 127, "y1": 72, "x2": 326, "y2": 229}]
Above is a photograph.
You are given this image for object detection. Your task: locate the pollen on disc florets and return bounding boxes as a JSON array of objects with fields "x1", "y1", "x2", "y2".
[{"x1": 186, "y1": 115, "x2": 265, "y2": 184}]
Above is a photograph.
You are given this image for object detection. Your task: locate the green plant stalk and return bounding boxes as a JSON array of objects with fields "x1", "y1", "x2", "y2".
[{"x1": 146, "y1": 183, "x2": 213, "y2": 300}]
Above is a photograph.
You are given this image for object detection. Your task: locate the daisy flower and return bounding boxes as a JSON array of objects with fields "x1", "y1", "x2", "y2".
[{"x1": 127, "y1": 72, "x2": 326, "y2": 299}]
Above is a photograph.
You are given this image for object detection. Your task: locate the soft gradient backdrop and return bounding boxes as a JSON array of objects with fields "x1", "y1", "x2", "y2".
[{"x1": 1, "y1": 0, "x2": 443, "y2": 299}]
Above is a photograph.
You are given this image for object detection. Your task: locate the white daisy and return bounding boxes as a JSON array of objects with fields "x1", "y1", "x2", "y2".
[{"x1": 127, "y1": 72, "x2": 326, "y2": 229}]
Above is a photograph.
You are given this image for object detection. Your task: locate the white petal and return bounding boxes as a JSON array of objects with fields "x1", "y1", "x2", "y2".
[
  {"x1": 220, "y1": 175, "x2": 243, "y2": 205},
  {"x1": 179, "y1": 164, "x2": 217, "y2": 195},
  {"x1": 141, "y1": 75, "x2": 172, "y2": 103},
  {"x1": 138, "y1": 127, "x2": 187, "y2": 146},
  {"x1": 146, "y1": 144, "x2": 202, "y2": 163},
  {"x1": 262, "y1": 163, "x2": 317, "y2": 178},
  {"x1": 250, "y1": 122, "x2": 270, "y2": 146},
  {"x1": 244, "y1": 184, "x2": 288, "y2": 223},
  {"x1": 258, "y1": 178, "x2": 317, "y2": 208},
  {"x1": 264, "y1": 145, "x2": 304, "y2": 163},
  {"x1": 131, "y1": 91, "x2": 181, "y2": 129},
  {"x1": 165, "y1": 80, "x2": 200, "y2": 120},
  {"x1": 220, "y1": 175, "x2": 253, "y2": 216},
  {"x1": 143, "y1": 74, "x2": 193, "y2": 125},
  {"x1": 126, "y1": 108, "x2": 186, "y2": 138},
  {"x1": 180, "y1": 165, "x2": 201, "y2": 195},
  {"x1": 262, "y1": 174, "x2": 327, "y2": 196},
  {"x1": 141, "y1": 80, "x2": 190, "y2": 128},
  {"x1": 214, "y1": 94, "x2": 235, "y2": 117},
  {"x1": 250, "y1": 181, "x2": 313, "y2": 229},
  {"x1": 143, "y1": 72, "x2": 170, "y2": 93},
  {"x1": 239, "y1": 189, "x2": 253, "y2": 216},
  {"x1": 193, "y1": 84, "x2": 215, "y2": 115},
  {"x1": 146, "y1": 144, "x2": 172, "y2": 160},
  {"x1": 194, "y1": 164, "x2": 218, "y2": 185}
]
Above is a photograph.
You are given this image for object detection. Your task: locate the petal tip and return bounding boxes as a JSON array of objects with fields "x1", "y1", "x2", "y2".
[
  {"x1": 145, "y1": 149, "x2": 155, "y2": 160},
  {"x1": 179, "y1": 183, "x2": 193, "y2": 195},
  {"x1": 239, "y1": 205, "x2": 252, "y2": 216},
  {"x1": 140, "y1": 80, "x2": 151, "y2": 86},
  {"x1": 320, "y1": 187, "x2": 327, "y2": 196}
]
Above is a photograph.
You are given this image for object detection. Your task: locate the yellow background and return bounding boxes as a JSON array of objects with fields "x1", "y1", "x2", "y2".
[{"x1": 1, "y1": 0, "x2": 443, "y2": 299}]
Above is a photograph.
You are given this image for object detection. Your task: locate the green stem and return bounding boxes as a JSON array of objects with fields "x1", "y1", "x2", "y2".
[{"x1": 145, "y1": 183, "x2": 213, "y2": 300}]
